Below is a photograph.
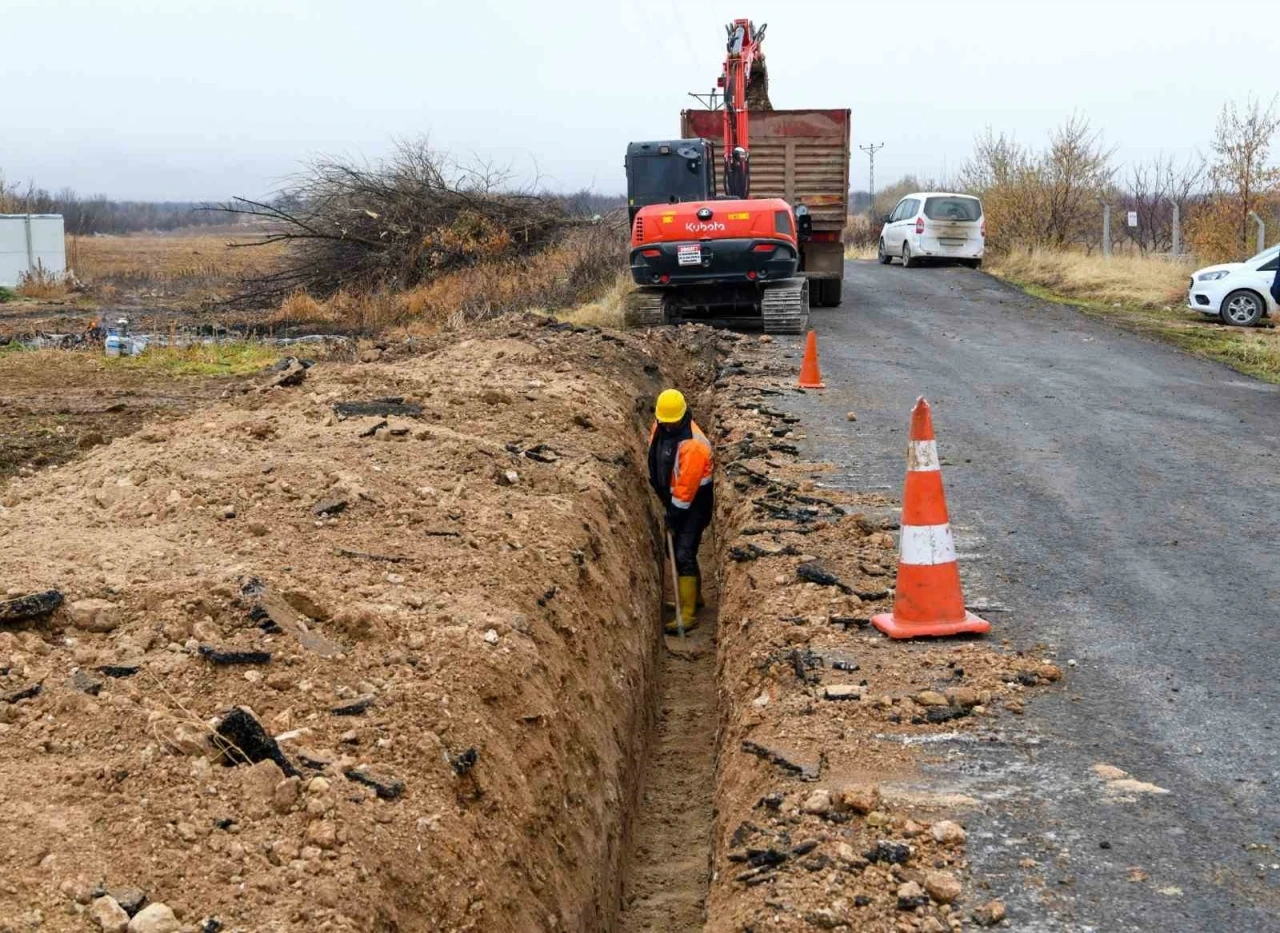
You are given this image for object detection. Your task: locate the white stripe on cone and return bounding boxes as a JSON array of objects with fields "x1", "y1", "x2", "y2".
[
  {"x1": 899, "y1": 523, "x2": 957, "y2": 566},
  {"x1": 907, "y1": 440, "x2": 940, "y2": 472}
]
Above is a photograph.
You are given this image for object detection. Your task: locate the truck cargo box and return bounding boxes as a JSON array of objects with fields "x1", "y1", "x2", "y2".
[{"x1": 680, "y1": 109, "x2": 851, "y2": 233}]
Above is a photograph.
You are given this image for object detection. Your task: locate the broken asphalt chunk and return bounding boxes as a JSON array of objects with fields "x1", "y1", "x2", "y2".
[
  {"x1": 449, "y1": 747, "x2": 478, "y2": 776},
  {"x1": 311, "y1": 498, "x2": 348, "y2": 517},
  {"x1": 213, "y1": 707, "x2": 300, "y2": 777},
  {"x1": 97, "y1": 664, "x2": 139, "y2": 679},
  {"x1": 741, "y1": 739, "x2": 820, "y2": 781},
  {"x1": 331, "y1": 695, "x2": 375, "y2": 716},
  {"x1": 198, "y1": 645, "x2": 272, "y2": 666},
  {"x1": 1, "y1": 682, "x2": 42, "y2": 704},
  {"x1": 796, "y1": 561, "x2": 853, "y2": 594},
  {"x1": 345, "y1": 767, "x2": 404, "y2": 800},
  {"x1": 333, "y1": 400, "x2": 423, "y2": 420},
  {"x1": 865, "y1": 840, "x2": 912, "y2": 864},
  {"x1": 0, "y1": 589, "x2": 63, "y2": 624},
  {"x1": 70, "y1": 670, "x2": 104, "y2": 695},
  {"x1": 924, "y1": 705, "x2": 972, "y2": 724}
]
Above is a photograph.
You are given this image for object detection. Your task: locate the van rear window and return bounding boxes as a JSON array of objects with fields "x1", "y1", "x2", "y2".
[{"x1": 923, "y1": 197, "x2": 982, "y2": 222}]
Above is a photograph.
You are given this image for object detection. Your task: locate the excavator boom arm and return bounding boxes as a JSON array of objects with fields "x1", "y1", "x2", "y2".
[{"x1": 719, "y1": 19, "x2": 766, "y2": 199}]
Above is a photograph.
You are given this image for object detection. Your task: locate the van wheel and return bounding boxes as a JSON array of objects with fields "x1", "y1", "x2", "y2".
[
  {"x1": 877, "y1": 240, "x2": 891, "y2": 264},
  {"x1": 902, "y1": 243, "x2": 917, "y2": 268},
  {"x1": 1220, "y1": 290, "x2": 1264, "y2": 327}
]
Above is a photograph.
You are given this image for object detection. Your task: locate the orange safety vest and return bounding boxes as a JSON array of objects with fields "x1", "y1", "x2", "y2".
[{"x1": 649, "y1": 419, "x2": 714, "y2": 510}]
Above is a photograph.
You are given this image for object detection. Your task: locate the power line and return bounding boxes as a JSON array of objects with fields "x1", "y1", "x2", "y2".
[{"x1": 859, "y1": 142, "x2": 885, "y2": 219}]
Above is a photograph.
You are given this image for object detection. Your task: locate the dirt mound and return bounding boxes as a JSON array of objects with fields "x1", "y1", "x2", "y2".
[
  {"x1": 702, "y1": 337, "x2": 1062, "y2": 931},
  {"x1": 0, "y1": 317, "x2": 719, "y2": 932}
]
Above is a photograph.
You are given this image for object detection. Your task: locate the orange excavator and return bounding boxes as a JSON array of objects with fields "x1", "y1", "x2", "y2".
[{"x1": 623, "y1": 19, "x2": 812, "y2": 333}]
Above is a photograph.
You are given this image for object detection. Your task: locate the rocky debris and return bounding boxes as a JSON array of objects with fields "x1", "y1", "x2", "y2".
[
  {"x1": 2, "y1": 682, "x2": 42, "y2": 704},
  {"x1": 795, "y1": 561, "x2": 853, "y2": 594},
  {"x1": 345, "y1": 767, "x2": 405, "y2": 800},
  {"x1": 127, "y1": 902, "x2": 179, "y2": 933},
  {"x1": 931, "y1": 820, "x2": 968, "y2": 845},
  {"x1": 837, "y1": 784, "x2": 880, "y2": 815},
  {"x1": 972, "y1": 899, "x2": 1007, "y2": 926},
  {"x1": 449, "y1": 747, "x2": 478, "y2": 776},
  {"x1": 913, "y1": 690, "x2": 948, "y2": 707},
  {"x1": 924, "y1": 870, "x2": 962, "y2": 904},
  {"x1": 865, "y1": 840, "x2": 912, "y2": 864},
  {"x1": 945, "y1": 686, "x2": 980, "y2": 708},
  {"x1": 801, "y1": 789, "x2": 833, "y2": 815},
  {"x1": 197, "y1": 645, "x2": 272, "y2": 666},
  {"x1": 64, "y1": 597, "x2": 122, "y2": 632},
  {"x1": 107, "y1": 888, "x2": 147, "y2": 916},
  {"x1": 304, "y1": 819, "x2": 338, "y2": 850},
  {"x1": 819, "y1": 684, "x2": 863, "y2": 701},
  {"x1": 729, "y1": 542, "x2": 801, "y2": 562},
  {"x1": 335, "y1": 548, "x2": 414, "y2": 564},
  {"x1": 497, "y1": 470, "x2": 520, "y2": 487},
  {"x1": 1093, "y1": 762, "x2": 1170, "y2": 796},
  {"x1": 896, "y1": 880, "x2": 929, "y2": 910},
  {"x1": 333, "y1": 399, "x2": 423, "y2": 420},
  {"x1": 213, "y1": 707, "x2": 299, "y2": 777},
  {"x1": 91, "y1": 896, "x2": 130, "y2": 932},
  {"x1": 921, "y1": 705, "x2": 972, "y2": 724},
  {"x1": 98, "y1": 663, "x2": 140, "y2": 678},
  {"x1": 331, "y1": 695, "x2": 375, "y2": 716},
  {"x1": 240, "y1": 582, "x2": 344, "y2": 657},
  {"x1": 741, "y1": 739, "x2": 820, "y2": 781},
  {"x1": 70, "y1": 668, "x2": 105, "y2": 695},
  {"x1": 311, "y1": 497, "x2": 348, "y2": 517},
  {"x1": 0, "y1": 589, "x2": 64, "y2": 624},
  {"x1": 264, "y1": 358, "x2": 308, "y2": 389}
]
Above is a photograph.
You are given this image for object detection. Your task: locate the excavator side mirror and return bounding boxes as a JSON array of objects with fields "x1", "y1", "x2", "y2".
[{"x1": 795, "y1": 205, "x2": 813, "y2": 241}]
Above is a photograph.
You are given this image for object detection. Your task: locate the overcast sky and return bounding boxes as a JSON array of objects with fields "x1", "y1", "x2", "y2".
[{"x1": 1, "y1": 0, "x2": 1273, "y2": 201}]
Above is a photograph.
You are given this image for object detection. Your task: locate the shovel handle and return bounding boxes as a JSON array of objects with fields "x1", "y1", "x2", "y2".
[{"x1": 666, "y1": 530, "x2": 685, "y2": 641}]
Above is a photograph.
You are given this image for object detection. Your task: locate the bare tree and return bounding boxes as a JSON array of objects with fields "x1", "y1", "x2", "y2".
[
  {"x1": 1041, "y1": 115, "x2": 1116, "y2": 248},
  {"x1": 1119, "y1": 153, "x2": 1206, "y2": 253},
  {"x1": 1209, "y1": 95, "x2": 1280, "y2": 244}
]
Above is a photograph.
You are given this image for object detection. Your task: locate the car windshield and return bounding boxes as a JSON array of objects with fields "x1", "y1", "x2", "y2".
[{"x1": 923, "y1": 196, "x2": 982, "y2": 222}]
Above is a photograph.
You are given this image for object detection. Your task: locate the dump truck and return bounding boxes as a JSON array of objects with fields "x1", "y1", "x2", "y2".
[{"x1": 680, "y1": 108, "x2": 851, "y2": 308}]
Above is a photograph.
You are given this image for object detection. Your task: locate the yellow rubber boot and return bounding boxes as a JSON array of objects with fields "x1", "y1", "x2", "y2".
[{"x1": 670, "y1": 576, "x2": 700, "y2": 633}]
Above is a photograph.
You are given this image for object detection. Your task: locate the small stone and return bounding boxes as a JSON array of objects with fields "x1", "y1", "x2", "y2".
[
  {"x1": 901, "y1": 819, "x2": 926, "y2": 838},
  {"x1": 972, "y1": 899, "x2": 1006, "y2": 926},
  {"x1": 67, "y1": 599, "x2": 121, "y2": 633},
  {"x1": 107, "y1": 889, "x2": 146, "y2": 916},
  {"x1": 836, "y1": 842, "x2": 857, "y2": 863},
  {"x1": 127, "y1": 903, "x2": 180, "y2": 933},
  {"x1": 90, "y1": 896, "x2": 130, "y2": 933},
  {"x1": 273, "y1": 777, "x2": 302, "y2": 813},
  {"x1": 752, "y1": 691, "x2": 770, "y2": 708},
  {"x1": 925, "y1": 870, "x2": 962, "y2": 904},
  {"x1": 838, "y1": 783, "x2": 881, "y2": 815},
  {"x1": 920, "y1": 918, "x2": 946, "y2": 933},
  {"x1": 820, "y1": 684, "x2": 864, "y2": 701},
  {"x1": 484, "y1": 629, "x2": 500, "y2": 645},
  {"x1": 945, "y1": 686, "x2": 980, "y2": 709},
  {"x1": 802, "y1": 789, "x2": 833, "y2": 815},
  {"x1": 897, "y1": 881, "x2": 929, "y2": 910},
  {"x1": 914, "y1": 690, "x2": 948, "y2": 707},
  {"x1": 247, "y1": 521, "x2": 269, "y2": 537},
  {"x1": 220, "y1": 506, "x2": 237, "y2": 520},
  {"x1": 175, "y1": 821, "x2": 197, "y2": 842},
  {"x1": 265, "y1": 671, "x2": 296, "y2": 692},
  {"x1": 1067, "y1": 659, "x2": 1078, "y2": 668},
  {"x1": 498, "y1": 470, "x2": 519, "y2": 487},
  {"x1": 307, "y1": 776, "x2": 331, "y2": 796},
  {"x1": 931, "y1": 820, "x2": 967, "y2": 845},
  {"x1": 846, "y1": 412, "x2": 858, "y2": 422},
  {"x1": 305, "y1": 819, "x2": 337, "y2": 850},
  {"x1": 311, "y1": 498, "x2": 348, "y2": 517}
]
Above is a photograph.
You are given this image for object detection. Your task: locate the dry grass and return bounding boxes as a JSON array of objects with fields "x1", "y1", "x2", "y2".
[
  {"x1": 844, "y1": 244, "x2": 878, "y2": 261},
  {"x1": 989, "y1": 248, "x2": 1280, "y2": 383},
  {"x1": 555, "y1": 274, "x2": 631, "y2": 327},
  {"x1": 988, "y1": 249, "x2": 1193, "y2": 309},
  {"x1": 15, "y1": 265, "x2": 69, "y2": 299},
  {"x1": 71, "y1": 233, "x2": 285, "y2": 290}
]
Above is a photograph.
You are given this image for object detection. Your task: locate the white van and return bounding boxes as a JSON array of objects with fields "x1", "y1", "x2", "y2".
[{"x1": 878, "y1": 193, "x2": 984, "y2": 268}]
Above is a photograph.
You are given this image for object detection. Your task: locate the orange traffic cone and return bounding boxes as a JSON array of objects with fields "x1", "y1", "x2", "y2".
[
  {"x1": 798, "y1": 330, "x2": 825, "y2": 389},
  {"x1": 872, "y1": 397, "x2": 991, "y2": 639}
]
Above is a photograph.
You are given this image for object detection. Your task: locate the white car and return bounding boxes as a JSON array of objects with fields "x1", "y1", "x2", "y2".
[
  {"x1": 878, "y1": 192, "x2": 985, "y2": 268},
  {"x1": 1187, "y1": 245, "x2": 1279, "y2": 327}
]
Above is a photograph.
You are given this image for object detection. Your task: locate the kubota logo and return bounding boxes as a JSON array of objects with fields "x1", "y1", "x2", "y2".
[{"x1": 685, "y1": 221, "x2": 726, "y2": 233}]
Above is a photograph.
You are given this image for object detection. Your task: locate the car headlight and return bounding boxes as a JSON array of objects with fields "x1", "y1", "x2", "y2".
[{"x1": 1197, "y1": 271, "x2": 1230, "y2": 281}]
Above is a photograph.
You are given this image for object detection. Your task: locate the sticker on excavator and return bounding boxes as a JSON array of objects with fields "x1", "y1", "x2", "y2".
[{"x1": 678, "y1": 245, "x2": 702, "y2": 266}]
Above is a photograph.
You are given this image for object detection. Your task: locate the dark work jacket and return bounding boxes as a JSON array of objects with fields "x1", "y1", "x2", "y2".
[
  {"x1": 1272, "y1": 262, "x2": 1280, "y2": 304},
  {"x1": 647, "y1": 414, "x2": 714, "y2": 525}
]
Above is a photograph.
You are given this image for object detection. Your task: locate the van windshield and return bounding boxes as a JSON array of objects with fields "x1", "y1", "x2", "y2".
[{"x1": 923, "y1": 197, "x2": 982, "y2": 222}]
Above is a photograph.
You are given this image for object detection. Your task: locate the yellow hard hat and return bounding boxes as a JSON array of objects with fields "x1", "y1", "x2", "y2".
[{"x1": 655, "y1": 389, "x2": 688, "y2": 424}]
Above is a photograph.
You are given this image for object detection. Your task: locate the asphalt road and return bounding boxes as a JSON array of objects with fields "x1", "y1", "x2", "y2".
[{"x1": 784, "y1": 260, "x2": 1280, "y2": 931}]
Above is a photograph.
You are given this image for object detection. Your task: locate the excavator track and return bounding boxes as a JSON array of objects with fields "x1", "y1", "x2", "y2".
[
  {"x1": 622, "y1": 288, "x2": 668, "y2": 328},
  {"x1": 760, "y1": 277, "x2": 809, "y2": 334}
]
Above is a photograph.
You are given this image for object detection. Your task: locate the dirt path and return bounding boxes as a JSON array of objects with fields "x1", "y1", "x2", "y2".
[{"x1": 617, "y1": 558, "x2": 718, "y2": 931}]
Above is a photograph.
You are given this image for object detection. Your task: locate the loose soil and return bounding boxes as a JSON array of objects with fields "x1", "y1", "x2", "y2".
[
  {"x1": 616, "y1": 548, "x2": 718, "y2": 932},
  {"x1": 0, "y1": 316, "x2": 720, "y2": 932}
]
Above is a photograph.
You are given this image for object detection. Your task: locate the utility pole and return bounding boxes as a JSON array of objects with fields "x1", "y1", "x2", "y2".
[{"x1": 859, "y1": 143, "x2": 885, "y2": 221}]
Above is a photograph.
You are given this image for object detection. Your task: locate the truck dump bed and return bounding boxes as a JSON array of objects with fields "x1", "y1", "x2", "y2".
[{"x1": 680, "y1": 109, "x2": 851, "y2": 233}]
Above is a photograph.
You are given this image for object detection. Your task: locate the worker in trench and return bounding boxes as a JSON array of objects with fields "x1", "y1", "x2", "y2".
[{"x1": 647, "y1": 389, "x2": 714, "y2": 633}]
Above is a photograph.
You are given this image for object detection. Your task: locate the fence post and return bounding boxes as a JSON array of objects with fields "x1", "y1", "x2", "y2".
[
  {"x1": 1248, "y1": 211, "x2": 1265, "y2": 254},
  {"x1": 1169, "y1": 201, "x2": 1181, "y2": 257},
  {"x1": 1100, "y1": 202, "x2": 1111, "y2": 257},
  {"x1": 24, "y1": 213, "x2": 34, "y2": 275}
]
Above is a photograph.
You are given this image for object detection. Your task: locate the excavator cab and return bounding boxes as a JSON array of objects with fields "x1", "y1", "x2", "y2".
[{"x1": 626, "y1": 139, "x2": 715, "y2": 223}]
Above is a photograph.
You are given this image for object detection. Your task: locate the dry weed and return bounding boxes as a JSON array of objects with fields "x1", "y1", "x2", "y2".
[
  {"x1": 16, "y1": 265, "x2": 69, "y2": 299},
  {"x1": 989, "y1": 249, "x2": 1193, "y2": 309}
]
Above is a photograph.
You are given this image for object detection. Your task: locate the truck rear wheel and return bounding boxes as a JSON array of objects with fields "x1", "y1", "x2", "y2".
[
  {"x1": 760, "y1": 278, "x2": 809, "y2": 334},
  {"x1": 814, "y1": 278, "x2": 843, "y2": 307}
]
